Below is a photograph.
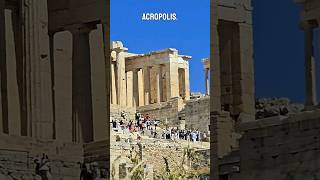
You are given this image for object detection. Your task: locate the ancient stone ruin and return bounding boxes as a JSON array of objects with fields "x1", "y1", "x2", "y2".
[
  {"x1": 213, "y1": 0, "x2": 320, "y2": 180},
  {"x1": 0, "y1": 0, "x2": 319, "y2": 179},
  {"x1": 0, "y1": 0, "x2": 109, "y2": 179}
]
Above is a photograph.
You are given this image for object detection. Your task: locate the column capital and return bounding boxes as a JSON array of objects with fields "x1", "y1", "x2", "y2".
[{"x1": 111, "y1": 41, "x2": 128, "y2": 53}]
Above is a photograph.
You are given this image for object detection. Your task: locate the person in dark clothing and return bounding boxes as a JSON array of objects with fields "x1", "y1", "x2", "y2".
[
  {"x1": 154, "y1": 131, "x2": 157, "y2": 138},
  {"x1": 112, "y1": 120, "x2": 117, "y2": 128}
]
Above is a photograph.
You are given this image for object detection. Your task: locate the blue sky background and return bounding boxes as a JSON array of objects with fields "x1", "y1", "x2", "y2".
[
  {"x1": 111, "y1": 0, "x2": 319, "y2": 103},
  {"x1": 253, "y1": 0, "x2": 319, "y2": 103},
  {"x1": 110, "y1": 0, "x2": 210, "y2": 94},
  {"x1": 253, "y1": 0, "x2": 304, "y2": 103}
]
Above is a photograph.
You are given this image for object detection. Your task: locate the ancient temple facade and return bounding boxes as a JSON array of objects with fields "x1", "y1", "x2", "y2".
[
  {"x1": 0, "y1": 0, "x2": 109, "y2": 179},
  {"x1": 110, "y1": 41, "x2": 191, "y2": 109}
]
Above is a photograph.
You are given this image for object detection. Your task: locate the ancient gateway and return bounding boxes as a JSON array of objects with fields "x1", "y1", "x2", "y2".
[
  {"x1": 0, "y1": 0, "x2": 109, "y2": 179},
  {"x1": 111, "y1": 42, "x2": 191, "y2": 107}
]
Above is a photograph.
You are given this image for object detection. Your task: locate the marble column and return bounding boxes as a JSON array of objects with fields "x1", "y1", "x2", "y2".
[
  {"x1": 116, "y1": 50, "x2": 127, "y2": 107},
  {"x1": 71, "y1": 25, "x2": 94, "y2": 143},
  {"x1": 205, "y1": 68, "x2": 210, "y2": 95},
  {"x1": 24, "y1": 0, "x2": 54, "y2": 139},
  {"x1": 133, "y1": 69, "x2": 139, "y2": 107},
  {"x1": 184, "y1": 67, "x2": 190, "y2": 100},
  {"x1": 110, "y1": 62, "x2": 117, "y2": 104},
  {"x1": 160, "y1": 65, "x2": 167, "y2": 102},
  {"x1": 169, "y1": 62, "x2": 179, "y2": 98},
  {"x1": 89, "y1": 24, "x2": 108, "y2": 142},
  {"x1": 12, "y1": 8, "x2": 27, "y2": 136},
  {"x1": 165, "y1": 65, "x2": 171, "y2": 102},
  {"x1": 304, "y1": 23, "x2": 317, "y2": 106},
  {"x1": 144, "y1": 67, "x2": 151, "y2": 105},
  {"x1": 53, "y1": 31, "x2": 73, "y2": 142},
  {"x1": 126, "y1": 71, "x2": 133, "y2": 107},
  {"x1": 138, "y1": 69, "x2": 144, "y2": 106},
  {"x1": 150, "y1": 66, "x2": 157, "y2": 104},
  {"x1": 5, "y1": 9, "x2": 21, "y2": 136},
  {"x1": 156, "y1": 66, "x2": 161, "y2": 103},
  {"x1": 178, "y1": 68, "x2": 185, "y2": 99},
  {"x1": 0, "y1": 0, "x2": 7, "y2": 133},
  {"x1": 237, "y1": 23, "x2": 255, "y2": 122}
]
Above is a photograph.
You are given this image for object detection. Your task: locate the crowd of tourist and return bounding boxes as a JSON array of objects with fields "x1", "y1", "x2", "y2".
[
  {"x1": 111, "y1": 112, "x2": 207, "y2": 142},
  {"x1": 161, "y1": 128, "x2": 206, "y2": 142}
]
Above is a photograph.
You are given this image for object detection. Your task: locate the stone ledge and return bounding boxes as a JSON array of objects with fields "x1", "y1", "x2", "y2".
[{"x1": 239, "y1": 109, "x2": 320, "y2": 131}]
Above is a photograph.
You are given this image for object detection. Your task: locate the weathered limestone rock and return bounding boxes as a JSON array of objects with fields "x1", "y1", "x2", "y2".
[
  {"x1": 185, "y1": 97, "x2": 210, "y2": 133},
  {"x1": 255, "y1": 98, "x2": 304, "y2": 119}
]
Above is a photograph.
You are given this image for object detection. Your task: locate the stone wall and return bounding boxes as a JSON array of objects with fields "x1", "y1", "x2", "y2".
[
  {"x1": 225, "y1": 110, "x2": 320, "y2": 180},
  {"x1": 185, "y1": 97, "x2": 210, "y2": 132},
  {"x1": 0, "y1": 134, "x2": 83, "y2": 179},
  {"x1": 136, "y1": 97, "x2": 185, "y2": 126},
  {"x1": 84, "y1": 140, "x2": 109, "y2": 170},
  {"x1": 110, "y1": 135, "x2": 210, "y2": 178},
  {"x1": 110, "y1": 104, "x2": 136, "y2": 121}
]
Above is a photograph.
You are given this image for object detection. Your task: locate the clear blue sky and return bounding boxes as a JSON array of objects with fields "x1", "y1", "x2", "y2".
[
  {"x1": 111, "y1": 0, "x2": 319, "y2": 103},
  {"x1": 253, "y1": 0, "x2": 315, "y2": 103},
  {"x1": 110, "y1": 0, "x2": 210, "y2": 94}
]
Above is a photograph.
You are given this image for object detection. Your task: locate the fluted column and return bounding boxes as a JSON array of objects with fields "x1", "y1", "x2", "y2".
[
  {"x1": 24, "y1": 0, "x2": 54, "y2": 139},
  {"x1": 133, "y1": 69, "x2": 139, "y2": 107},
  {"x1": 71, "y1": 25, "x2": 94, "y2": 143},
  {"x1": 178, "y1": 68, "x2": 185, "y2": 99},
  {"x1": 156, "y1": 66, "x2": 161, "y2": 103},
  {"x1": 0, "y1": 0, "x2": 7, "y2": 133},
  {"x1": 144, "y1": 67, "x2": 151, "y2": 105},
  {"x1": 304, "y1": 23, "x2": 317, "y2": 106},
  {"x1": 205, "y1": 68, "x2": 210, "y2": 95},
  {"x1": 115, "y1": 50, "x2": 126, "y2": 107},
  {"x1": 126, "y1": 71, "x2": 133, "y2": 107},
  {"x1": 110, "y1": 62, "x2": 117, "y2": 104},
  {"x1": 137, "y1": 69, "x2": 144, "y2": 106},
  {"x1": 184, "y1": 67, "x2": 190, "y2": 100},
  {"x1": 12, "y1": 8, "x2": 27, "y2": 136}
]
